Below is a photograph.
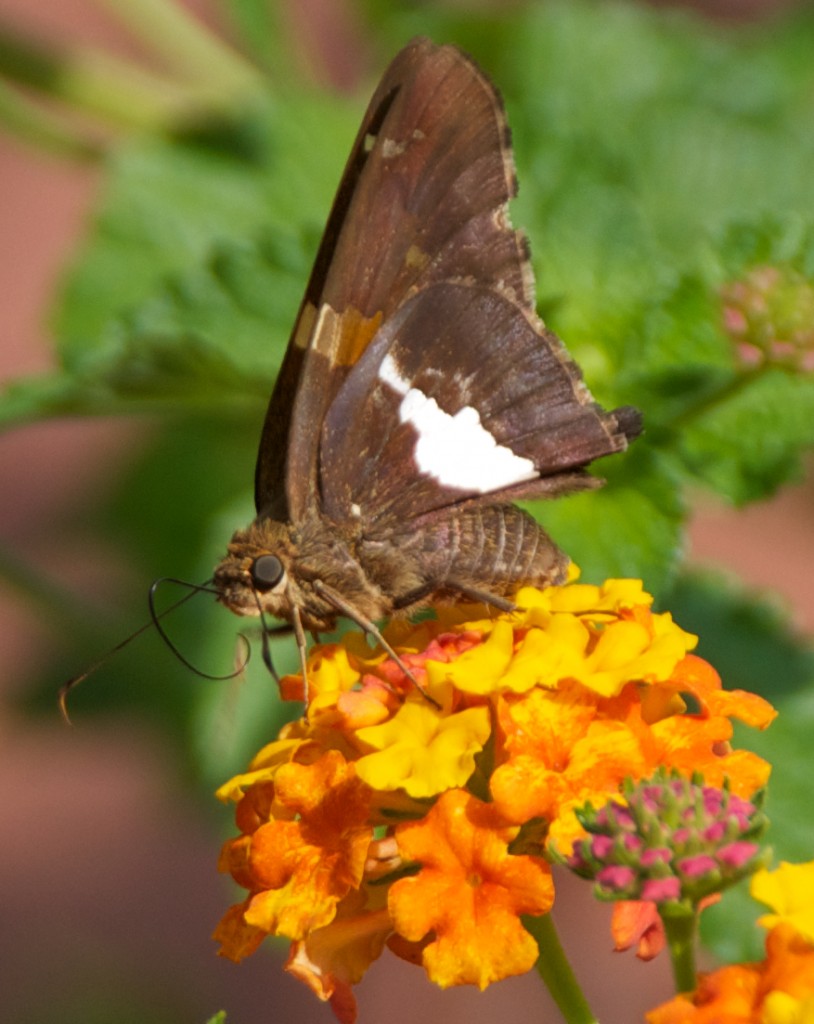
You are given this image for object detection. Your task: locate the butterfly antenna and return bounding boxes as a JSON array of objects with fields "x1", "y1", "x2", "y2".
[
  {"x1": 58, "y1": 578, "x2": 248, "y2": 723},
  {"x1": 147, "y1": 577, "x2": 251, "y2": 682}
]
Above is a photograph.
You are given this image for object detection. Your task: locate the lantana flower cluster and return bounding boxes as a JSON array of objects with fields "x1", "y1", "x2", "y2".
[
  {"x1": 721, "y1": 264, "x2": 814, "y2": 373},
  {"x1": 213, "y1": 573, "x2": 776, "y2": 1022},
  {"x1": 567, "y1": 770, "x2": 769, "y2": 908}
]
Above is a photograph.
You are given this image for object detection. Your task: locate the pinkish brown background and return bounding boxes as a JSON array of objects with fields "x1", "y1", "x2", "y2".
[{"x1": 1, "y1": 2, "x2": 812, "y2": 1022}]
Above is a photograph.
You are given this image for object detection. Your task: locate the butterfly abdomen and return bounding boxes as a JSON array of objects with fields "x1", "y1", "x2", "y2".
[
  {"x1": 434, "y1": 503, "x2": 568, "y2": 598},
  {"x1": 363, "y1": 502, "x2": 568, "y2": 612}
]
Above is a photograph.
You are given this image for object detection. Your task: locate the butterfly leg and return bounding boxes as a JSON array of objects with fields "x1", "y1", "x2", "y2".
[
  {"x1": 312, "y1": 579, "x2": 440, "y2": 708},
  {"x1": 391, "y1": 580, "x2": 515, "y2": 614},
  {"x1": 389, "y1": 582, "x2": 437, "y2": 610},
  {"x1": 442, "y1": 580, "x2": 516, "y2": 612},
  {"x1": 290, "y1": 603, "x2": 311, "y2": 703}
]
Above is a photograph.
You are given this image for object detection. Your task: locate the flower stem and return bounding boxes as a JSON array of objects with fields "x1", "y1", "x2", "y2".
[
  {"x1": 661, "y1": 908, "x2": 698, "y2": 994},
  {"x1": 95, "y1": 0, "x2": 263, "y2": 95},
  {"x1": 667, "y1": 364, "x2": 764, "y2": 431},
  {"x1": 525, "y1": 913, "x2": 599, "y2": 1024},
  {"x1": 0, "y1": 24, "x2": 213, "y2": 132},
  {"x1": 0, "y1": 78, "x2": 101, "y2": 159}
]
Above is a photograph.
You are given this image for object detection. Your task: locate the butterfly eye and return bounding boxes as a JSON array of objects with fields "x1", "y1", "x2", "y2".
[{"x1": 250, "y1": 554, "x2": 285, "y2": 592}]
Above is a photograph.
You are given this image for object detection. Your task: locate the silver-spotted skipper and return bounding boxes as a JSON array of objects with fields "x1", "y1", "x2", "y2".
[{"x1": 214, "y1": 38, "x2": 640, "y2": 676}]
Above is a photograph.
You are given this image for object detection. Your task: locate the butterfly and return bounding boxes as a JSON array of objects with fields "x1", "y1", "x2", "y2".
[{"x1": 213, "y1": 37, "x2": 640, "y2": 679}]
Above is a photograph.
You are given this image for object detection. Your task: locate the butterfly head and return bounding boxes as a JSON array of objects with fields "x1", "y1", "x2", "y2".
[
  {"x1": 214, "y1": 520, "x2": 299, "y2": 621},
  {"x1": 214, "y1": 518, "x2": 353, "y2": 634}
]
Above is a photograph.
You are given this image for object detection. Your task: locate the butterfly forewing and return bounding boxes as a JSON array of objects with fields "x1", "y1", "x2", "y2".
[{"x1": 254, "y1": 38, "x2": 534, "y2": 522}]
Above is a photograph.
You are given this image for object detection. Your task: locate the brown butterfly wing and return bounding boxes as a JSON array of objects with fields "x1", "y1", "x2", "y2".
[
  {"x1": 319, "y1": 282, "x2": 638, "y2": 524},
  {"x1": 253, "y1": 38, "x2": 533, "y2": 522}
]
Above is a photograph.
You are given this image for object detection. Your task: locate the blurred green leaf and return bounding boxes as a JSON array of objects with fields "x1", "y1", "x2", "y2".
[
  {"x1": 532, "y1": 445, "x2": 686, "y2": 593},
  {"x1": 53, "y1": 91, "x2": 356, "y2": 355},
  {"x1": 220, "y1": 0, "x2": 281, "y2": 71},
  {"x1": 676, "y1": 368, "x2": 814, "y2": 502}
]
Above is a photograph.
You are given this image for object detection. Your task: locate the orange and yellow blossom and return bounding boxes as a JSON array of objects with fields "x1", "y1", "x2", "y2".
[
  {"x1": 647, "y1": 863, "x2": 814, "y2": 1024},
  {"x1": 214, "y1": 576, "x2": 775, "y2": 1022},
  {"x1": 389, "y1": 789, "x2": 554, "y2": 989}
]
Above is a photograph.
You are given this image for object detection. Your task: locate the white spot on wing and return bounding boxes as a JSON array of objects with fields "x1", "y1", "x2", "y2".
[
  {"x1": 378, "y1": 353, "x2": 410, "y2": 396},
  {"x1": 381, "y1": 137, "x2": 406, "y2": 159},
  {"x1": 378, "y1": 351, "x2": 537, "y2": 493}
]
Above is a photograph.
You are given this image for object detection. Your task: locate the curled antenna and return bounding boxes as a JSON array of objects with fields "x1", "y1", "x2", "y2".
[
  {"x1": 58, "y1": 577, "x2": 249, "y2": 723},
  {"x1": 147, "y1": 577, "x2": 251, "y2": 680}
]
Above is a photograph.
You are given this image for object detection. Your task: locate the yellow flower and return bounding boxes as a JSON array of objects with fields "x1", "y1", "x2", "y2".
[
  {"x1": 753, "y1": 862, "x2": 814, "y2": 944},
  {"x1": 425, "y1": 618, "x2": 516, "y2": 695},
  {"x1": 762, "y1": 990, "x2": 814, "y2": 1024},
  {"x1": 215, "y1": 733, "x2": 310, "y2": 803},
  {"x1": 355, "y1": 701, "x2": 491, "y2": 798}
]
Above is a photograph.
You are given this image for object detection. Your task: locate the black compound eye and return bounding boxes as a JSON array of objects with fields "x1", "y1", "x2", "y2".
[{"x1": 250, "y1": 554, "x2": 284, "y2": 592}]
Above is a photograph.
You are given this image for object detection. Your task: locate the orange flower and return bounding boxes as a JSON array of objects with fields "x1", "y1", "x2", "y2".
[
  {"x1": 216, "y1": 751, "x2": 373, "y2": 951},
  {"x1": 286, "y1": 892, "x2": 393, "y2": 1024},
  {"x1": 647, "y1": 961, "x2": 761, "y2": 1023},
  {"x1": 612, "y1": 901, "x2": 666, "y2": 961},
  {"x1": 491, "y1": 681, "x2": 649, "y2": 849},
  {"x1": 388, "y1": 789, "x2": 554, "y2": 988},
  {"x1": 647, "y1": 924, "x2": 814, "y2": 1023}
]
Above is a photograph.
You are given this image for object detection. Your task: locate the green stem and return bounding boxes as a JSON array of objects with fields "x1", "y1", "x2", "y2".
[
  {"x1": 667, "y1": 364, "x2": 765, "y2": 431},
  {"x1": 525, "y1": 913, "x2": 599, "y2": 1024},
  {"x1": 661, "y1": 908, "x2": 698, "y2": 994},
  {"x1": 0, "y1": 23, "x2": 212, "y2": 131},
  {"x1": 95, "y1": 0, "x2": 263, "y2": 95},
  {"x1": 0, "y1": 78, "x2": 101, "y2": 159}
]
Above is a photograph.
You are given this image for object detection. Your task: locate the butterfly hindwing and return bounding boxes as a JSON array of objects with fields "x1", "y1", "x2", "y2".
[{"x1": 319, "y1": 282, "x2": 634, "y2": 525}]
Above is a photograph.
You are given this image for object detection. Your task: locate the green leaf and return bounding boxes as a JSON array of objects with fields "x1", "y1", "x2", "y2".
[
  {"x1": 53, "y1": 91, "x2": 356, "y2": 357},
  {"x1": 69, "y1": 233, "x2": 308, "y2": 410},
  {"x1": 612, "y1": 218, "x2": 814, "y2": 503},
  {"x1": 0, "y1": 233, "x2": 309, "y2": 421},
  {"x1": 676, "y1": 368, "x2": 814, "y2": 503},
  {"x1": 530, "y1": 444, "x2": 685, "y2": 593},
  {"x1": 0, "y1": 91, "x2": 360, "y2": 424}
]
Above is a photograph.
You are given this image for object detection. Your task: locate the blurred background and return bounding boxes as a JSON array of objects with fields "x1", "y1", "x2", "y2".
[{"x1": 1, "y1": 1, "x2": 812, "y2": 1022}]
